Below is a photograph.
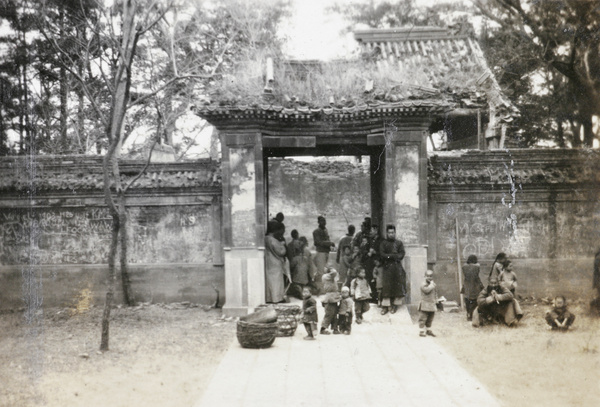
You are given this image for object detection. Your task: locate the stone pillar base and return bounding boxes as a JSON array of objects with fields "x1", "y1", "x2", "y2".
[
  {"x1": 222, "y1": 247, "x2": 265, "y2": 317},
  {"x1": 404, "y1": 245, "x2": 428, "y2": 305}
]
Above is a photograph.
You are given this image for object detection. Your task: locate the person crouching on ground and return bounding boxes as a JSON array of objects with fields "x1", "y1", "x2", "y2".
[
  {"x1": 472, "y1": 277, "x2": 523, "y2": 327},
  {"x1": 418, "y1": 270, "x2": 438, "y2": 337},
  {"x1": 545, "y1": 295, "x2": 575, "y2": 331},
  {"x1": 338, "y1": 287, "x2": 354, "y2": 335},
  {"x1": 321, "y1": 266, "x2": 341, "y2": 335},
  {"x1": 351, "y1": 267, "x2": 371, "y2": 324},
  {"x1": 302, "y1": 287, "x2": 318, "y2": 340}
]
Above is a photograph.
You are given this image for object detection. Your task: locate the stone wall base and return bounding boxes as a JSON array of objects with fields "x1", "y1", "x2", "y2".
[{"x1": 0, "y1": 264, "x2": 224, "y2": 311}]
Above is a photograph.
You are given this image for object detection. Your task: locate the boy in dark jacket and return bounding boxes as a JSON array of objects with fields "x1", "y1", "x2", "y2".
[
  {"x1": 338, "y1": 286, "x2": 354, "y2": 335},
  {"x1": 302, "y1": 287, "x2": 318, "y2": 340}
]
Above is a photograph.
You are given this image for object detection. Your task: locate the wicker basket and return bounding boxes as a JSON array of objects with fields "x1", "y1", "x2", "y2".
[
  {"x1": 236, "y1": 319, "x2": 278, "y2": 349},
  {"x1": 256, "y1": 304, "x2": 301, "y2": 337}
]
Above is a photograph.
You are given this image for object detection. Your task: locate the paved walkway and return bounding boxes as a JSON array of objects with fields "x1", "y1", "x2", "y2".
[{"x1": 195, "y1": 302, "x2": 501, "y2": 407}]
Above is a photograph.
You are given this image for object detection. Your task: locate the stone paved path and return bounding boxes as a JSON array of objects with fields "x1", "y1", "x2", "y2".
[{"x1": 195, "y1": 302, "x2": 501, "y2": 407}]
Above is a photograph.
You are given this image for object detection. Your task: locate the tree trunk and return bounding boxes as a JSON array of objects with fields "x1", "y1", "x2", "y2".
[
  {"x1": 59, "y1": 7, "x2": 69, "y2": 152},
  {"x1": 569, "y1": 119, "x2": 582, "y2": 148},
  {"x1": 556, "y1": 119, "x2": 566, "y2": 148},
  {"x1": 100, "y1": 215, "x2": 119, "y2": 351},
  {"x1": 99, "y1": 0, "x2": 140, "y2": 351},
  {"x1": 119, "y1": 194, "x2": 135, "y2": 306},
  {"x1": 581, "y1": 114, "x2": 595, "y2": 147}
]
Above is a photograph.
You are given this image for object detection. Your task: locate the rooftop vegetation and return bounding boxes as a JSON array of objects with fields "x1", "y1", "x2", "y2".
[{"x1": 204, "y1": 51, "x2": 487, "y2": 108}]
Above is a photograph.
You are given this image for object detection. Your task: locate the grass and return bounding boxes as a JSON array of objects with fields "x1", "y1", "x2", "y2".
[{"x1": 209, "y1": 52, "x2": 485, "y2": 107}]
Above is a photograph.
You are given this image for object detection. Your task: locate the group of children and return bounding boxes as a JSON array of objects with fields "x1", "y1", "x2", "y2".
[
  {"x1": 464, "y1": 252, "x2": 576, "y2": 331},
  {"x1": 301, "y1": 266, "x2": 373, "y2": 339},
  {"x1": 302, "y1": 266, "x2": 441, "y2": 339}
]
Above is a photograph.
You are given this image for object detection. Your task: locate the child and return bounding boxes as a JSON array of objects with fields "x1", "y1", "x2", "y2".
[
  {"x1": 545, "y1": 295, "x2": 576, "y2": 331},
  {"x1": 373, "y1": 257, "x2": 384, "y2": 307},
  {"x1": 462, "y1": 254, "x2": 483, "y2": 321},
  {"x1": 321, "y1": 266, "x2": 341, "y2": 335},
  {"x1": 418, "y1": 270, "x2": 438, "y2": 337},
  {"x1": 351, "y1": 267, "x2": 371, "y2": 324},
  {"x1": 499, "y1": 259, "x2": 517, "y2": 295},
  {"x1": 488, "y1": 252, "x2": 507, "y2": 284},
  {"x1": 344, "y1": 245, "x2": 362, "y2": 288},
  {"x1": 338, "y1": 286, "x2": 354, "y2": 334},
  {"x1": 301, "y1": 287, "x2": 318, "y2": 340},
  {"x1": 340, "y1": 246, "x2": 353, "y2": 289}
]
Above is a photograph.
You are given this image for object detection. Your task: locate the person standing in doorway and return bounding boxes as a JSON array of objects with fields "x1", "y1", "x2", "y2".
[
  {"x1": 336, "y1": 224, "x2": 355, "y2": 287},
  {"x1": 378, "y1": 225, "x2": 406, "y2": 315},
  {"x1": 264, "y1": 222, "x2": 288, "y2": 303},
  {"x1": 313, "y1": 216, "x2": 335, "y2": 293}
]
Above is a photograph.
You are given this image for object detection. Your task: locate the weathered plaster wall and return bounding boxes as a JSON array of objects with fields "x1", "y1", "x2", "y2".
[
  {"x1": 267, "y1": 158, "x2": 371, "y2": 247},
  {"x1": 269, "y1": 150, "x2": 600, "y2": 302},
  {"x1": 0, "y1": 156, "x2": 223, "y2": 310},
  {"x1": 2, "y1": 150, "x2": 598, "y2": 309},
  {"x1": 428, "y1": 149, "x2": 600, "y2": 301}
]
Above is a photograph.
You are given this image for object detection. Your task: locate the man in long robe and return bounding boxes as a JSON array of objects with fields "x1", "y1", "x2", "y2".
[
  {"x1": 312, "y1": 216, "x2": 335, "y2": 293},
  {"x1": 472, "y1": 278, "x2": 523, "y2": 327},
  {"x1": 378, "y1": 225, "x2": 406, "y2": 315},
  {"x1": 265, "y1": 222, "x2": 289, "y2": 303}
]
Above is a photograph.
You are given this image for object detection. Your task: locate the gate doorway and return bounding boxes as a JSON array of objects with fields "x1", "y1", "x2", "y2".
[{"x1": 265, "y1": 148, "x2": 386, "y2": 249}]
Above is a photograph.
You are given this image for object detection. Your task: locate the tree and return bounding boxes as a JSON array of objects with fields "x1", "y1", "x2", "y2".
[
  {"x1": 474, "y1": 0, "x2": 600, "y2": 147},
  {"x1": 331, "y1": 0, "x2": 443, "y2": 28},
  {"x1": 38, "y1": 0, "x2": 289, "y2": 351}
]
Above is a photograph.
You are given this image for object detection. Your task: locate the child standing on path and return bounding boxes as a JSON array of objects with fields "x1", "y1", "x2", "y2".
[
  {"x1": 418, "y1": 270, "x2": 438, "y2": 337},
  {"x1": 338, "y1": 287, "x2": 353, "y2": 334},
  {"x1": 321, "y1": 267, "x2": 341, "y2": 335},
  {"x1": 351, "y1": 268, "x2": 371, "y2": 324},
  {"x1": 545, "y1": 295, "x2": 576, "y2": 331},
  {"x1": 301, "y1": 287, "x2": 318, "y2": 340},
  {"x1": 499, "y1": 259, "x2": 518, "y2": 295}
]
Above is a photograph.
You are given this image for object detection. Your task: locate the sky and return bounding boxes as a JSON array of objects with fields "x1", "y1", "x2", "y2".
[{"x1": 281, "y1": 0, "x2": 359, "y2": 60}]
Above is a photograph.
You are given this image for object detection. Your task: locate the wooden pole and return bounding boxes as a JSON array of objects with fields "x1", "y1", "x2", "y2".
[{"x1": 455, "y1": 218, "x2": 465, "y2": 309}]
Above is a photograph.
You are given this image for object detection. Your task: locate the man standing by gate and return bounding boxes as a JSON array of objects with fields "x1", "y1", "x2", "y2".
[
  {"x1": 379, "y1": 224, "x2": 406, "y2": 315},
  {"x1": 313, "y1": 216, "x2": 335, "y2": 294}
]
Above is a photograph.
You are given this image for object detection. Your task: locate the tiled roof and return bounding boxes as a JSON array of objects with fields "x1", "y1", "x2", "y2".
[
  {"x1": 195, "y1": 99, "x2": 453, "y2": 121},
  {"x1": 354, "y1": 27, "x2": 515, "y2": 117},
  {"x1": 0, "y1": 156, "x2": 221, "y2": 193},
  {"x1": 428, "y1": 149, "x2": 600, "y2": 187},
  {"x1": 195, "y1": 27, "x2": 515, "y2": 122}
]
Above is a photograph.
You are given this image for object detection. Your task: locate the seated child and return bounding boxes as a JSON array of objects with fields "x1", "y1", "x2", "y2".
[
  {"x1": 338, "y1": 286, "x2": 354, "y2": 335},
  {"x1": 545, "y1": 295, "x2": 575, "y2": 331},
  {"x1": 373, "y1": 257, "x2": 384, "y2": 307},
  {"x1": 301, "y1": 287, "x2": 318, "y2": 340},
  {"x1": 499, "y1": 260, "x2": 518, "y2": 295},
  {"x1": 321, "y1": 266, "x2": 341, "y2": 335},
  {"x1": 351, "y1": 267, "x2": 371, "y2": 324}
]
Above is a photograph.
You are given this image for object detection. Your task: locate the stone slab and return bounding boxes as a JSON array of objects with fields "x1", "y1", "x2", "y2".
[{"x1": 196, "y1": 300, "x2": 500, "y2": 407}]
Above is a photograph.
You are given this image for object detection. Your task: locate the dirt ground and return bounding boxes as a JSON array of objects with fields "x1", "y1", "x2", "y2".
[
  {"x1": 431, "y1": 299, "x2": 600, "y2": 407},
  {"x1": 1, "y1": 299, "x2": 599, "y2": 407},
  {"x1": 0, "y1": 303, "x2": 235, "y2": 407}
]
